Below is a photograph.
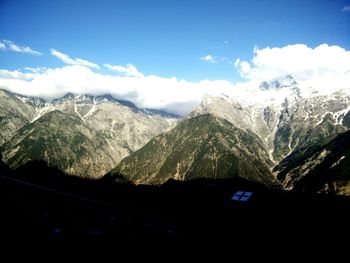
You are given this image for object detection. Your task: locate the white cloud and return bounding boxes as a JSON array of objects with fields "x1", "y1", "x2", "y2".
[
  {"x1": 0, "y1": 65, "x2": 239, "y2": 115},
  {"x1": 0, "y1": 69, "x2": 36, "y2": 80},
  {"x1": 234, "y1": 58, "x2": 251, "y2": 76},
  {"x1": 1, "y1": 43, "x2": 349, "y2": 116},
  {"x1": 0, "y1": 40, "x2": 42, "y2": 55},
  {"x1": 50, "y1": 49, "x2": 99, "y2": 69},
  {"x1": 221, "y1": 57, "x2": 229, "y2": 62},
  {"x1": 104, "y1": 63, "x2": 143, "y2": 77},
  {"x1": 235, "y1": 44, "x2": 350, "y2": 81},
  {"x1": 239, "y1": 61, "x2": 252, "y2": 75},
  {"x1": 201, "y1": 54, "x2": 216, "y2": 63},
  {"x1": 24, "y1": 67, "x2": 47, "y2": 73},
  {"x1": 341, "y1": 5, "x2": 350, "y2": 12},
  {"x1": 202, "y1": 55, "x2": 230, "y2": 64},
  {"x1": 234, "y1": 58, "x2": 240, "y2": 68}
]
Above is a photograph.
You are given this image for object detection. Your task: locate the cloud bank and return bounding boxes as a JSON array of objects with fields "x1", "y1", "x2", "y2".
[
  {"x1": 0, "y1": 40, "x2": 42, "y2": 55},
  {"x1": 234, "y1": 44, "x2": 350, "y2": 82},
  {"x1": 0, "y1": 44, "x2": 349, "y2": 115},
  {"x1": 0, "y1": 65, "x2": 237, "y2": 115},
  {"x1": 51, "y1": 49, "x2": 100, "y2": 69}
]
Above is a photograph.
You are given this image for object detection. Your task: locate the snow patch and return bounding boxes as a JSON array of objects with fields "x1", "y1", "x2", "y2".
[
  {"x1": 331, "y1": 156, "x2": 346, "y2": 168},
  {"x1": 31, "y1": 105, "x2": 54, "y2": 123},
  {"x1": 82, "y1": 99, "x2": 97, "y2": 119},
  {"x1": 73, "y1": 100, "x2": 84, "y2": 121},
  {"x1": 268, "y1": 149, "x2": 277, "y2": 166},
  {"x1": 15, "y1": 95, "x2": 29, "y2": 103},
  {"x1": 333, "y1": 105, "x2": 350, "y2": 125},
  {"x1": 316, "y1": 112, "x2": 332, "y2": 126}
]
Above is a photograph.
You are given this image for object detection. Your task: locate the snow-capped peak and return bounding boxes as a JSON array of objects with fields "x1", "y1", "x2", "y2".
[
  {"x1": 259, "y1": 75, "x2": 297, "y2": 91},
  {"x1": 57, "y1": 93, "x2": 94, "y2": 102},
  {"x1": 14, "y1": 93, "x2": 46, "y2": 107}
]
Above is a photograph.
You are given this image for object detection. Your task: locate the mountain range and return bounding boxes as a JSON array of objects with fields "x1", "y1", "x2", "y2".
[
  {"x1": 1, "y1": 75, "x2": 350, "y2": 194},
  {"x1": 107, "y1": 75, "x2": 350, "y2": 194},
  {"x1": 0, "y1": 89, "x2": 177, "y2": 178}
]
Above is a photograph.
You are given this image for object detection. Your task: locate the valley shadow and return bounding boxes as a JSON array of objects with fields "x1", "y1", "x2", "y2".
[{"x1": 0, "y1": 160, "x2": 349, "y2": 249}]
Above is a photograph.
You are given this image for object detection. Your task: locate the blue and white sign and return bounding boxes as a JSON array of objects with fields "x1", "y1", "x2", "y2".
[{"x1": 231, "y1": 191, "x2": 253, "y2": 202}]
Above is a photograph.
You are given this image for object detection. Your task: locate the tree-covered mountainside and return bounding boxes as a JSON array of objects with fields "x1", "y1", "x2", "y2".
[
  {"x1": 108, "y1": 114, "x2": 276, "y2": 186},
  {"x1": 280, "y1": 131, "x2": 350, "y2": 195},
  {"x1": 1, "y1": 110, "x2": 108, "y2": 178}
]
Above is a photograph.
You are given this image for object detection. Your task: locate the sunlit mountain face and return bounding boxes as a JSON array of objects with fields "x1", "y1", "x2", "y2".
[
  {"x1": 1, "y1": 0, "x2": 350, "y2": 197},
  {"x1": 0, "y1": 89, "x2": 178, "y2": 178}
]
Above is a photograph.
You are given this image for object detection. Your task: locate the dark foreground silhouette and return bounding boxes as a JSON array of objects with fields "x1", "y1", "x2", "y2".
[{"x1": 0, "y1": 161, "x2": 349, "y2": 251}]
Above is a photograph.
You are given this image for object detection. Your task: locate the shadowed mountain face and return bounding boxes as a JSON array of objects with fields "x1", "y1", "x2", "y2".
[
  {"x1": 0, "y1": 90, "x2": 178, "y2": 178},
  {"x1": 278, "y1": 131, "x2": 350, "y2": 195},
  {"x1": 1, "y1": 110, "x2": 108, "y2": 178},
  {"x1": 108, "y1": 114, "x2": 276, "y2": 186},
  {"x1": 274, "y1": 121, "x2": 347, "y2": 189}
]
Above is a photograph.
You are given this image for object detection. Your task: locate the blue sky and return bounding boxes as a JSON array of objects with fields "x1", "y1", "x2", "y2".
[
  {"x1": 1, "y1": 0, "x2": 349, "y2": 82},
  {"x1": 0, "y1": 0, "x2": 350, "y2": 115}
]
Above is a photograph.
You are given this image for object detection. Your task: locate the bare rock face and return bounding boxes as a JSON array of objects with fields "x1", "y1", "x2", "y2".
[{"x1": 0, "y1": 90, "x2": 178, "y2": 178}]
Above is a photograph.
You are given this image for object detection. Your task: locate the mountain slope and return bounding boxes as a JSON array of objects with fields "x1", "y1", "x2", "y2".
[
  {"x1": 2, "y1": 75, "x2": 350, "y2": 191},
  {"x1": 1, "y1": 110, "x2": 109, "y2": 178},
  {"x1": 108, "y1": 114, "x2": 276, "y2": 186},
  {"x1": 0, "y1": 89, "x2": 43, "y2": 145},
  {"x1": 272, "y1": 92, "x2": 350, "y2": 161},
  {"x1": 275, "y1": 131, "x2": 350, "y2": 194},
  {"x1": 190, "y1": 77, "x2": 350, "y2": 165},
  {"x1": 106, "y1": 76, "x2": 350, "y2": 191},
  {"x1": 0, "y1": 90, "x2": 177, "y2": 178}
]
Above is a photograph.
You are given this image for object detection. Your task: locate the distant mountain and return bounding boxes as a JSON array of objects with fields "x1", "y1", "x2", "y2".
[
  {"x1": 2, "y1": 74, "x2": 350, "y2": 195},
  {"x1": 0, "y1": 89, "x2": 178, "y2": 178},
  {"x1": 107, "y1": 114, "x2": 277, "y2": 186},
  {"x1": 259, "y1": 74, "x2": 298, "y2": 91},
  {"x1": 106, "y1": 75, "x2": 350, "y2": 194},
  {"x1": 190, "y1": 76, "x2": 350, "y2": 164}
]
